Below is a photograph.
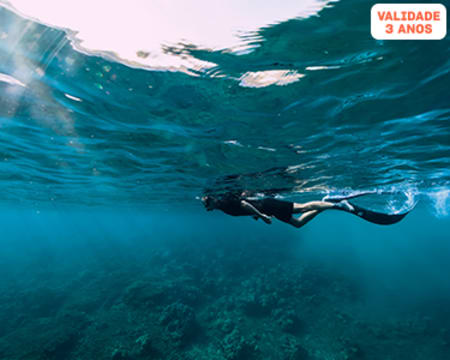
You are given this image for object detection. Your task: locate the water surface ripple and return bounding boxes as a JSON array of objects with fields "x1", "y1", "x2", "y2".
[{"x1": 0, "y1": 2, "x2": 449, "y2": 213}]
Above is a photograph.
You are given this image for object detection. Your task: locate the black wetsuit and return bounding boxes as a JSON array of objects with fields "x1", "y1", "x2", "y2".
[{"x1": 216, "y1": 193, "x2": 294, "y2": 223}]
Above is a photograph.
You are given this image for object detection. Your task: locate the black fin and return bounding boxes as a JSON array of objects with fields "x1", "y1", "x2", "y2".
[{"x1": 337, "y1": 202, "x2": 412, "y2": 225}]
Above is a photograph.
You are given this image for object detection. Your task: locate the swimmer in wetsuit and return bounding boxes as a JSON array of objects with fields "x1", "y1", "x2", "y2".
[{"x1": 201, "y1": 191, "x2": 411, "y2": 228}]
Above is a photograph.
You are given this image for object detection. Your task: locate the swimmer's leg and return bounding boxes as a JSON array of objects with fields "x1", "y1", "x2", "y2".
[
  {"x1": 289, "y1": 200, "x2": 357, "y2": 227},
  {"x1": 292, "y1": 201, "x2": 336, "y2": 213},
  {"x1": 288, "y1": 210, "x2": 321, "y2": 228}
]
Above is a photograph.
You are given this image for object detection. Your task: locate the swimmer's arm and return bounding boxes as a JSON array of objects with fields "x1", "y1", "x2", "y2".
[{"x1": 241, "y1": 200, "x2": 272, "y2": 224}]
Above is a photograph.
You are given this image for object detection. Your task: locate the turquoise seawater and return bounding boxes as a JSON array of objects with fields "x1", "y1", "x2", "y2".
[
  {"x1": 0, "y1": 2, "x2": 449, "y2": 208},
  {"x1": 0, "y1": 1, "x2": 450, "y2": 359}
]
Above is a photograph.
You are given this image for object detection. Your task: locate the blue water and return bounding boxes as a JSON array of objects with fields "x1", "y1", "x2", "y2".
[
  {"x1": 0, "y1": 2, "x2": 449, "y2": 209},
  {"x1": 0, "y1": 1, "x2": 450, "y2": 359}
]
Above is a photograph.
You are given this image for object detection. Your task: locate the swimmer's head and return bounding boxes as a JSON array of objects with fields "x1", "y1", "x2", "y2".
[{"x1": 201, "y1": 195, "x2": 218, "y2": 211}]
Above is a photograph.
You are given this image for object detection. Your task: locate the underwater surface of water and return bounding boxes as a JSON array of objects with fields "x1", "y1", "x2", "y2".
[
  {"x1": 0, "y1": 0, "x2": 449, "y2": 212},
  {"x1": 0, "y1": 1, "x2": 450, "y2": 359}
]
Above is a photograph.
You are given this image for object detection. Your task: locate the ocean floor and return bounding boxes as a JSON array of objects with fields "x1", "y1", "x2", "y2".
[{"x1": 0, "y1": 210, "x2": 449, "y2": 360}]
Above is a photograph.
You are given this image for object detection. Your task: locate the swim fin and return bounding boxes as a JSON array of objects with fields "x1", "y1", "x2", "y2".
[{"x1": 336, "y1": 201, "x2": 412, "y2": 225}]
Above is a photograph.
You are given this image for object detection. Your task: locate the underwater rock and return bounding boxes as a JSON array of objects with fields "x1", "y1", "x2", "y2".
[
  {"x1": 340, "y1": 340, "x2": 364, "y2": 360},
  {"x1": 288, "y1": 345, "x2": 309, "y2": 360},
  {"x1": 22, "y1": 287, "x2": 67, "y2": 317},
  {"x1": 123, "y1": 279, "x2": 201, "y2": 309},
  {"x1": 272, "y1": 308, "x2": 302, "y2": 334},
  {"x1": 239, "y1": 278, "x2": 279, "y2": 317},
  {"x1": 133, "y1": 334, "x2": 159, "y2": 357},
  {"x1": 200, "y1": 275, "x2": 220, "y2": 295},
  {"x1": 175, "y1": 283, "x2": 201, "y2": 306},
  {"x1": 220, "y1": 318, "x2": 236, "y2": 334},
  {"x1": 159, "y1": 302, "x2": 198, "y2": 346},
  {"x1": 41, "y1": 329, "x2": 79, "y2": 360},
  {"x1": 123, "y1": 280, "x2": 167, "y2": 307},
  {"x1": 281, "y1": 336, "x2": 309, "y2": 360},
  {"x1": 111, "y1": 348, "x2": 132, "y2": 360},
  {"x1": 240, "y1": 292, "x2": 278, "y2": 317},
  {"x1": 221, "y1": 329, "x2": 259, "y2": 360}
]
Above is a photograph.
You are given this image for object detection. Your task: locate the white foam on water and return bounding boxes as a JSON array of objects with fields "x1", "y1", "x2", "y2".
[
  {"x1": 64, "y1": 93, "x2": 82, "y2": 102},
  {"x1": 428, "y1": 189, "x2": 450, "y2": 217},
  {"x1": 223, "y1": 140, "x2": 244, "y2": 147},
  {"x1": 383, "y1": 186, "x2": 418, "y2": 214},
  {"x1": 239, "y1": 70, "x2": 305, "y2": 88},
  {"x1": 381, "y1": 185, "x2": 450, "y2": 217},
  {"x1": 0, "y1": 72, "x2": 26, "y2": 87},
  {"x1": 305, "y1": 65, "x2": 341, "y2": 71},
  {"x1": 257, "y1": 146, "x2": 276, "y2": 152},
  {"x1": 1, "y1": 0, "x2": 332, "y2": 73}
]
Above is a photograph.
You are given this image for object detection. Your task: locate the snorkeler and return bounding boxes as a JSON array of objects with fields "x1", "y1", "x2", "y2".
[{"x1": 201, "y1": 191, "x2": 411, "y2": 228}]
